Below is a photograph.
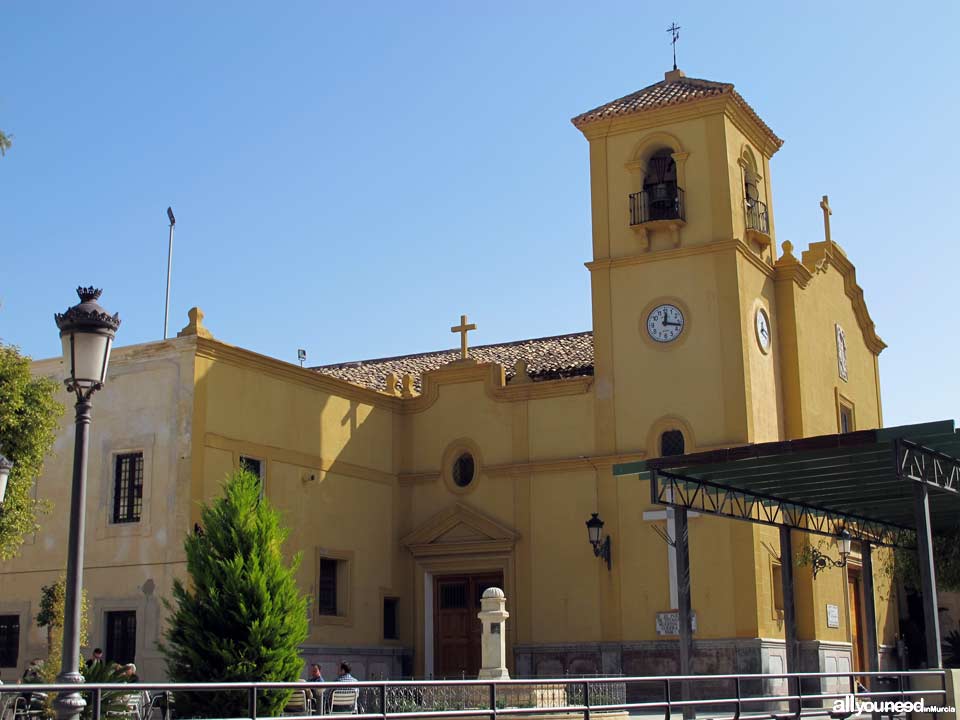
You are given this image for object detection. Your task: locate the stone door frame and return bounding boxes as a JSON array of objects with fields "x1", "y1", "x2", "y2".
[{"x1": 401, "y1": 504, "x2": 519, "y2": 678}]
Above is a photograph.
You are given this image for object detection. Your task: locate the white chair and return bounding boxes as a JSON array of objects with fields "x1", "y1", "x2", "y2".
[
  {"x1": 283, "y1": 688, "x2": 311, "y2": 716},
  {"x1": 105, "y1": 692, "x2": 142, "y2": 720},
  {"x1": 328, "y1": 688, "x2": 358, "y2": 714}
]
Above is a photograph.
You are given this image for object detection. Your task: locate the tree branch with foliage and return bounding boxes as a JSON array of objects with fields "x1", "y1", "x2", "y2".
[
  {"x1": 160, "y1": 470, "x2": 308, "y2": 718},
  {"x1": 35, "y1": 577, "x2": 89, "y2": 685},
  {"x1": 0, "y1": 343, "x2": 64, "y2": 559},
  {"x1": 22, "y1": 578, "x2": 91, "y2": 720},
  {"x1": 0, "y1": 130, "x2": 11, "y2": 156},
  {"x1": 885, "y1": 526, "x2": 960, "y2": 592}
]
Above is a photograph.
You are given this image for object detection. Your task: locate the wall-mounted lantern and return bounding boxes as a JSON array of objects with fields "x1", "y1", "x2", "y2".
[
  {"x1": 811, "y1": 529, "x2": 852, "y2": 579},
  {"x1": 586, "y1": 512, "x2": 612, "y2": 571}
]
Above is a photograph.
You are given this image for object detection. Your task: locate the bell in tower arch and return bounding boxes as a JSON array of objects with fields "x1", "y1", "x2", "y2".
[{"x1": 644, "y1": 151, "x2": 679, "y2": 220}]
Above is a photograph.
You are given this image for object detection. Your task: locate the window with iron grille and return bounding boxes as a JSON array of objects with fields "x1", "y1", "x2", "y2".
[
  {"x1": 660, "y1": 430, "x2": 685, "y2": 457},
  {"x1": 0, "y1": 615, "x2": 20, "y2": 668},
  {"x1": 112, "y1": 453, "x2": 143, "y2": 524},
  {"x1": 105, "y1": 610, "x2": 136, "y2": 665},
  {"x1": 383, "y1": 597, "x2": 399, "y2": 640},
  {"x1": 318, "y1": 558, "x2": 339, "y2": 615},
  {"x1": 439, "y1": 581, "x2": 467, "y2": 609}
]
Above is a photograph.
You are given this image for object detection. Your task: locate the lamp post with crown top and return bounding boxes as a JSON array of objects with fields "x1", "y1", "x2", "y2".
[{"x1": 53, "y1": 287, "x2": 120, "y2": 720}]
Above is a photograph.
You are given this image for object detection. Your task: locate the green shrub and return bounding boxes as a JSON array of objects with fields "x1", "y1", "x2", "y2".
[{"x1": 160, "y1": 470, "x2": 308, "y2": 718}]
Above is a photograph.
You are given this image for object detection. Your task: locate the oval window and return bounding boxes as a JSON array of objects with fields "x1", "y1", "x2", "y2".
[{"x1": 452, "y1": 453, "x2": 476, "y2": 487}]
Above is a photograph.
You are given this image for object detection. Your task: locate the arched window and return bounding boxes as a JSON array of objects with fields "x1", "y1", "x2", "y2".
[
  {"x1": 741, "y1": 150, "x2": 769, "y2": 234},
  {"x1": 641, "y1": 149, "x2": 683, "y2": 222},
  {"x1": 660, "y1": 430, "x2": 685, "y2": 457}
]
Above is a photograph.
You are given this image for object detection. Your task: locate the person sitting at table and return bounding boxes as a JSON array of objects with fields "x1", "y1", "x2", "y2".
[
  {"x1": 307, "y1": 664, "x2": 325, "y2": 710},
  {"x1": 336, "y1": 663, "x2": 356, "y2": 682}
]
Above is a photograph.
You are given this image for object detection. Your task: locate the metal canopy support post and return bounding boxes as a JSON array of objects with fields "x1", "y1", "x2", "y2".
[
  {"x1": 861, "y1": 542, "x2": 880, "y2": 674},
  {"x1": 779, "y1": 526, "x2": 799, "y2": 714},
  {"x1": 912, "y1": 481, "x2": 942, "y2": 668},
  {"x1": 779, "y1": 526, "x2": 799, "y2": 671},
  {"x1": 675, "y1": 505, "x2": 695, "y2": 720}
]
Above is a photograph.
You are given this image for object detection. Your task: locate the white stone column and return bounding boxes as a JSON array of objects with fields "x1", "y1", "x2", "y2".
[{"x1": 477, "y1": 587, "x2": 510, "y2": 680}]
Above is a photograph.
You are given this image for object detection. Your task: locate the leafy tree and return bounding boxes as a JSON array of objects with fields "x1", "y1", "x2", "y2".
[
  {"x1": 0, "y1": 343, "x2": 64, "y2": 559},
  {"x1": 23, "y1": 579, "x2": 91, "y2": 720},
  {"x1": 35, "y1": 577, "x2": 90, "y2": 685},
  {"x1": 160, "y1": 470, "x2": 308, "y2": 718},
  {"x1": 0, "y1": 130, "x2": 11, "y2": 156},
  {"x1": 888, "y1": 527, "x2": 960, "y2": 592}
]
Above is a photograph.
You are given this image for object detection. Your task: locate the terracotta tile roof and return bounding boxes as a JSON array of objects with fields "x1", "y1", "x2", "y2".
[
  {"x1": 313, "y1": 331, "x2": 594, "y2": 393},
  {"x1": 571, "y1": 71, "x2": 783, "y2": 149}
]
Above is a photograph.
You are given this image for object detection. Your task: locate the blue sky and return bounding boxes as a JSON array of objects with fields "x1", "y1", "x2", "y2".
[{"x1": 1, "y1": 1, "x2": 957, "y2": 427}]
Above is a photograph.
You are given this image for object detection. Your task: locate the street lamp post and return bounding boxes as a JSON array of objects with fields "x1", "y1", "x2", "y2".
[{"x1": 53, "y1": 287, "x2": 120, "y2": 720}]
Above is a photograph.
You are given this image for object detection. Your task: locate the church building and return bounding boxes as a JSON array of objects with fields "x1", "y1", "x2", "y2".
[{"x1": 0, "y1": 67, "x2": 896, "y2": 683}]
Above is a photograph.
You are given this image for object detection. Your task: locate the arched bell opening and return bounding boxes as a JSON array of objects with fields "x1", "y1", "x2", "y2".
[
  {"x1": 630, "y1": 148, "x2": 686, "y2": 225},
  {"x1": 740, "y1": 149, "x2": 769, "y2": 235}
]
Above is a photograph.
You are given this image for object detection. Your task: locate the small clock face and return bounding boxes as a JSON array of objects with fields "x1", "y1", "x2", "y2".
[
  {"x1": 646, "y1": 304, "x2": 685, "y2": 343},
  {"x1": 755, "y1": 307, "x2": 771, "y2": 353}
]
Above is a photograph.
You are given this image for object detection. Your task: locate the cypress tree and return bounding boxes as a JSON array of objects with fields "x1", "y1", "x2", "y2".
[{"x1": 161, "y1": 470, "x2": 308, "y2": 717}]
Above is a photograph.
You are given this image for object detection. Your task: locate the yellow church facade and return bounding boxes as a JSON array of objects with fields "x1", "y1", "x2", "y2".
[{"x1": 0, "y1": 67, "x2": 897, "y2": 683}]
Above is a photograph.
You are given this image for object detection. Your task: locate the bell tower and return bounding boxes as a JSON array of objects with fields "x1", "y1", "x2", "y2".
[{"x1": 572, "y1": 68, "x2": 785, "y2": 456}]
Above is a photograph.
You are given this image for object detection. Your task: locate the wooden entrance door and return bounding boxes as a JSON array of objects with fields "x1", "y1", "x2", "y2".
[
  {"x1": 434, "y1": 573, "x2": 503, "y2": 678},
  {"x1": 848, "y1": 571, "x2": 865, "y2": 673}
]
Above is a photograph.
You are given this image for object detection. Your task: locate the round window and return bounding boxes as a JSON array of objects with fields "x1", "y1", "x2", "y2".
[{"x1": 452, "y1": 453, "x2": 476, "y2": 487}]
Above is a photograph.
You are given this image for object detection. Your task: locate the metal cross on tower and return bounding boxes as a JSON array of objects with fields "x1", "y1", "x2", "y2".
[
  {"x1": 450, "y1": 314, "x2": 477, "y2": 360},
  {"x1": 667, "y1": 22, "x2": 681, "y2": 71}
]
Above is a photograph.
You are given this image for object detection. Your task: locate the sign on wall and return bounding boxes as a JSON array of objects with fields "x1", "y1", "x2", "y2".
[
  {"x1": 656, "y1": 611, "x2": 697, "y2": 635},
  {"x1": 826, "y1": 604, "x2": 840, "y2": 628}
]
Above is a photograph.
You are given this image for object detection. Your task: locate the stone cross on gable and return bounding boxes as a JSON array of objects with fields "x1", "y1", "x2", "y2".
[
  {"x1": 451, "y1": 314, "x2": 477, "y2": 360},
  {"x1": 820, "y1": 195, "x2": 833, "y2": 245}
]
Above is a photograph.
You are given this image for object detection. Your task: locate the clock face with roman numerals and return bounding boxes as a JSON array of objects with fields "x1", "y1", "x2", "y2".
[{"x1": 646, "y1": 304, "x2": 685, "y2": 343}]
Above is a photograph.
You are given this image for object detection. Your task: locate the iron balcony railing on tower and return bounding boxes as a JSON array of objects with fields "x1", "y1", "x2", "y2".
[
  {"x1": 745, "y1": 198, "x2": 770, "y2": 234},
  {"x1": 629, "y1": 185, "x2": 685, "y2": 225}
]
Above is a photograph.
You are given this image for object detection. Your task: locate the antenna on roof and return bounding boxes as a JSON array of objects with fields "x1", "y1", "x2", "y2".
[
  {"x1": 298, "y1": 348, "x2": 307, "y2": 368},
  {"x1": 667, "y1": 22, "x2": 681, "y2": 71}
]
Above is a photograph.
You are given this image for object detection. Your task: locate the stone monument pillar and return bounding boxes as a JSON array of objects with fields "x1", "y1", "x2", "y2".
[{"x1": 477, "y1": 587, "x2": 510, "y2": 679}]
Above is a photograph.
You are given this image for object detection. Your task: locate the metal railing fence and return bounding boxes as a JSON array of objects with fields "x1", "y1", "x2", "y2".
[
  {"x1": 745, "y1": 199, "x2": 770, "y2": 234},
  {"x1": 629, "y1": 188, "x2": 686, "y2": 225},
  {"x1": 0, "y1": 669, "x2": 947, "y2": 720}
]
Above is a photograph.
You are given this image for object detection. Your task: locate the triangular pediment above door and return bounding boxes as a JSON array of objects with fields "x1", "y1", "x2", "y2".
[{"x1": 401, "y1": 503, "x2": 519, "y2": 557}]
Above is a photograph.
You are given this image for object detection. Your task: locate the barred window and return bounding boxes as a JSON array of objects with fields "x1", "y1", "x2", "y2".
[
  {"x1": 112, "y1": 453, "x2": 143, "y2": 524},
  {"x1": 318, "y1": 558, "x2": 339, "y2": 615},
  {"x1": 105, "y1": 610, "x2": 136, "y2": 665},
  {"x1": 0, "y1": 615, "x2": 19, "y2": 668},
  {"x1": 660, "y1": 430, "x2": 685, "y2": 457}
]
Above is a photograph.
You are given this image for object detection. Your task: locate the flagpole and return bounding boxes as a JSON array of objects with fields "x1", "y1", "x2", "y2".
[{"x1": 163, "y1": 207, "x2": 176, "y2": 339}]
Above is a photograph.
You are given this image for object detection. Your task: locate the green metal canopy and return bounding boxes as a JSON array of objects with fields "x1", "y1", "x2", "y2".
[{"x1": 613, "y1": 420, "x2": 960, "y2": 549}]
